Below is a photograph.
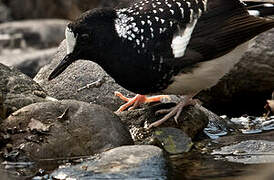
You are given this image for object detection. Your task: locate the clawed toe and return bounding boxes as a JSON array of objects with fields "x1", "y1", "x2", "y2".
[{"x1": 149, "y1": 95, "x2": 197, "y2": 128}]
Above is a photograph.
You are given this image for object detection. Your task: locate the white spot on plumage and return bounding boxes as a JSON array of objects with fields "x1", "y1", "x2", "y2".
[
  {"x1": 171, "y1": 19, "x2": 197, "y2": 58},
  {"x1": 189, "y1": 9, "x2": 194, "y2": 22},
  {"x1": 170, "y1": 9, "x2": 175, "y2": 15},
  {"x1": 180, "y1": 8, "x2": 184, "y2": 18},
  {"x1": 198, "y1": 9, "x2": 202, "y2": 17},
  {"x1": 65, "y1": 27, "x2": 76, "y2": 54},
  {"x1": 248, "y1": 10, "x2": 260, "y2": 17},
  {"x1": 186, "y1": 2, "x2": 191, "y2": 8},
  {"x1": 203, "y1": 0, "x2": 207, "y2": 10}
]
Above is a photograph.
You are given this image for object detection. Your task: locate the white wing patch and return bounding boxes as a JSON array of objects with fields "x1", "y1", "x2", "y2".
[
  {"x1": 65, "y1": 27, "x2": 76, "y2": 54},
  {"x1": 248, "y1": 10, "x2": 260, "y2": 17},
  {"x1": 171, "y1": 19, "x2": 197, "y2": 58}
]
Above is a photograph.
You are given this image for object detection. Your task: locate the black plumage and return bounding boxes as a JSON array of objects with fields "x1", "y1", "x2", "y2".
[{"x1": 49, "y1": 0, "x2": 274, "y2": 97}]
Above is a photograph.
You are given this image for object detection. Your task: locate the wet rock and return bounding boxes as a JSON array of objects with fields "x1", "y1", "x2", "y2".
[
  {"x1": 153, "y1": 127, "x2": 193, "y2": 154},
  {"x1": 118, "y1": 103, "x2": 209, "y2": 141},
  {"x1": 0, "y1": 48, "x2": 57, "y2": 78},
  {"x1": 34, "y1": 40, "x2": 134, "y2": 111},
  {"x1": 203, "y1": 110, "x2": 231, "y2": 139},
  {"x1": 0, "y1": 19, "x2": 68, "y2": 48},
  {"x1": 50, "y1": 145, "x2": 167, "y2": 180},
  {"x1": 265, "y1": 91, "x2": 274, "y2": 116},
  {"x1": 198, "y1": 29, "x2": 274, "y2": 116},
  {"x1": 1, "y1": 100, "x2": 133, "y2": 160},
  {"x1": 212, "y1": 140, "x2": 274, "y2": 164},
  {"x1": 0, "y1": 63, "x2": 47, "y2": 119}
]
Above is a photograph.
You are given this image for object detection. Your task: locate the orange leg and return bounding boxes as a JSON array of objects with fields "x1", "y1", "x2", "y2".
[{"x1": 115, "y1": 91, "x2": 170, "y2": 112}]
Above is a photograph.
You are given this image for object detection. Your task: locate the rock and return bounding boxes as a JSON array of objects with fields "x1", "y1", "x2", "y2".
[
  {"x1": 242, "y1": 164, "x2": 274, "y2": 180},
  {"x1": 50, "y1": 145, "x2": 167, "y2": 180},
  {"x1": 1, "y1": 100, "x2": 133, "y2": 160},
  {"x1": 212, "y1": 140, "x2": 274, "y2": 164},
  {"x1": 0, "y1": 170, "x2": 21, "y2": 180},
  {"x1": 0, "y1": 2, "x2": 11, "y2": 23},
  {"x1": 202, "y1": 108, "x2": 231, "y2": 139},
  {"x1": 153, "y1": 127, "x2": 193, "y2": 154},
  {"x1": 3, "y1": 0, "x2": 130, "y2": 21},
  {"x1": 118, "y1": 103, "x2": 209, "y2": 141},
  {"x1": 0, "y1": 19, "x2": 68, "y2": 48},
  {"x1": 198, "y1": 29, "x2": 274, "y2": 116},
  {"x1": 34, "y1": 40, "x2": 134, "y2": 111},
  {"x1": 0, "y1": 48, "x2": 57, "y2": 78},
  {"x1": 0, "y1": 63, "x2": 47, "y2": 119}
]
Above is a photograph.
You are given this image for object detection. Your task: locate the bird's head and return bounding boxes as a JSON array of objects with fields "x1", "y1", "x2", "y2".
[{"x1": 48, "y1": 8, "x2": 117, "y2": 80}]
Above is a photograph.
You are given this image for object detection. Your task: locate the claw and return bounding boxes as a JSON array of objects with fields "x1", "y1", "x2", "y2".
[{"x1": 149, "y1": 95, "x2": 196, "y2": 128}]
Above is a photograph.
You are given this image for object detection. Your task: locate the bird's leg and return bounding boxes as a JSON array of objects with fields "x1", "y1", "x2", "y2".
[
  {"x1": 115, "y1": 91, "x2": 170, "y2": 112},
  {"x1": 149, "y1": 95, "x2": 196, "y2": 128}
]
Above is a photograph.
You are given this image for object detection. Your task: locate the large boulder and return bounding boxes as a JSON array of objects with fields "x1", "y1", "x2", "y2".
[
  {"x1": 34, "y1": 40, "x2": 134, "y2": 111},
  {"x1": 1, "y1": 100, "x2": 133, "y2": 160},
  {"x1": 50, "y1": 145, "x2": 167, "y2": 180},
  {"x1": 0, "y1": 63, "x2": 46, "y2": 119}
]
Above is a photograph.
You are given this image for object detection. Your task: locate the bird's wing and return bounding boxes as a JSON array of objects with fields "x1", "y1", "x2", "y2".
[
  {"x1": 148, "y1": 0, "x2": 273, "y2": 69},
  {"x1": 170, "y1": 0, "x2": 274, "y2": 67}
]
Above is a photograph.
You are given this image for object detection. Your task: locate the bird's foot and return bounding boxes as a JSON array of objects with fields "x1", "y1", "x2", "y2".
[
  {"x1": 115, "y1": 91, "x2": 170, "y2": 112},
  {"x1": 149, "y1": 96, "x2": 197, "y2": 128}
]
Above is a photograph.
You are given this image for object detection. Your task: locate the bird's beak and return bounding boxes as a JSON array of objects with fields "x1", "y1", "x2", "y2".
[{"x1": 48, "y1": 53, "x2": 77, "y2": 80}]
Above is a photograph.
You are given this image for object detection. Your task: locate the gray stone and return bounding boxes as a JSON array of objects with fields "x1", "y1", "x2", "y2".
[
  {"x1": 212, "y1": 140, "x2": 274, "y2": 164},
  {"x1": 50, "y1": 145, "x2": 167, "y2": 180},
  {"x1": 34, "y1": 40, "x2": 134, "y2": 111},
  {"x1": 0, "y1": 2, "x2": 11, "y2": 23},
  {"x1": 118, "y1": 103, "x2": 209, "y2": 141},
  {"x1": 0, "y1": 19, "x2": 68, "y2": 48},
  {"x1": 0, "y1": 63, "x2": 47, "y2": 119},
  {"x1": 154, "y1": 127, "x2": 193, "y2": 154},
  {"x1": 1, "y1": 100, "x2": 133, "y2": 160},
  {"x1": 0, "y1": 48, "x2": 57, "y2": 78}
]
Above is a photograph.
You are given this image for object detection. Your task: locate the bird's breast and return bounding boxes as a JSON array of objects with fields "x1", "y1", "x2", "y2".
[{"x1": 162, "y1": 40, "x2": 251, "y2": 95}]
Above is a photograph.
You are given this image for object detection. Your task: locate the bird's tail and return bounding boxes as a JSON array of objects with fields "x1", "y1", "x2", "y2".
[{"x1": 244, "y1": 1, "x2": 274, "y2": 17}]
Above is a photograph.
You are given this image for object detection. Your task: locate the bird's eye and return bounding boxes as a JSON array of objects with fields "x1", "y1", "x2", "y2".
[{"x1": 81, "y1": 34, "x2": 89, "y2": 40}]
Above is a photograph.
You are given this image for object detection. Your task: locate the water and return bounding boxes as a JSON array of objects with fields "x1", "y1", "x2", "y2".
[{"x1": 2, "y1": 116, "x2": 274, "y2": 180}]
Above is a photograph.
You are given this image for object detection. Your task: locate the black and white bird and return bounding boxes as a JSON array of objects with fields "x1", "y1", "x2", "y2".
[{"x1": 49, "y1": 0, "x2": 274, "y2": 128}]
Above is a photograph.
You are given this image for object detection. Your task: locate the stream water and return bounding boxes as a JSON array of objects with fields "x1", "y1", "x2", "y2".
[{"x1": 1, "y1": 116, "x2": 274, "y2": 180}]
